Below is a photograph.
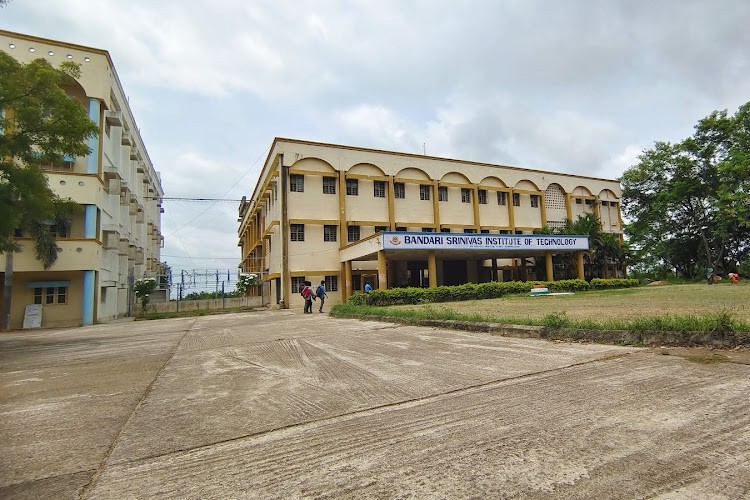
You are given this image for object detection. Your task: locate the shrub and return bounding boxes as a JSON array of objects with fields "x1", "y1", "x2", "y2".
[{"x1": 348, "y1": 278, "x2": 640, "y2": 307}]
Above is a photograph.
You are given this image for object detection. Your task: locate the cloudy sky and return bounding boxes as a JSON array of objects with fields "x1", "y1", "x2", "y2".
[{"x1": 3, "y1": 0, "x2": 749, "y2": 288}]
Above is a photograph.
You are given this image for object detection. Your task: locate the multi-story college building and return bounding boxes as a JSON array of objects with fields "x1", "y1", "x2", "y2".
[
  {"x1": 238, "y1": 138, "x2": 622, "y2": 309},
  {"x1": 0, "y1": 30, "x2": 164, "y2": 328}
]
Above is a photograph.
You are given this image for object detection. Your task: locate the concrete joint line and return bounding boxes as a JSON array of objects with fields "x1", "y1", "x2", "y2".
[
  {"x1": 99, "y1": 349, "x2": 635, "y2": 469},
  {"x1": 77, "y1": 319, "x2": 200, "y2": 499}
]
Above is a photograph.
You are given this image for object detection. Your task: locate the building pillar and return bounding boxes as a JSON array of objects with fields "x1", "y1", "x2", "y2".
[
  {"x1": 508, "y1": 189, "x2": 516, "y2": 232},
  {"x1": 545, "y1": 251, "x2": 554, "y2": 282},
  {"x1": 84, "y1": 205, "x2": 97, "y2": 238},
  {"x1": 520, "y1": 258, "x2": 528, "y2": 282},
  {"x1": 388, "y1": 176, "x2": 396, "y2": 230},
  {"x1": 491, "y1": 258, "x2": 498, "y2": 281},
  {"x1": 427, "y1": 251, "x2": 437, "y2": 288},
  {"x1": 344, "y1": 260, "x2": 353, "y2": 300},
  {"x1": 466, "y1": 259, "x2": 479, "y2": 284},
  {"x1": 432, "y1": 180, "x2": 440, "y2": 230},
  {"x1": 82, "y1": 270, "x2": 95, "y2": 325},
  {"x1": 472, "y1": 185, "x2": 480, "y2": 231},
  {"x1": 576, "y1": 251, "x2": 585, "y2": 280},
  {"x1": 279, "y1": 154, "x2": 290, "y2": 308},
  {"x1": 87, "y1": 99, "x2": 101, "y2": 174},
  {"x1": 377, "y1": 251, "x2": 387, "y2": 290}
]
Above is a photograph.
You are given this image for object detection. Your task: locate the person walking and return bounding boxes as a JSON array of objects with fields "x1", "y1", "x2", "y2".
[
  {"x1": 301, "y1": 282, "x2": 314, "y2": 313},
  {"x1": 364, "y1": 282, "x2": 373, "y2": 293},
  {"x1": 316, "y1": 280, "x2": 328, "y2": 313}
]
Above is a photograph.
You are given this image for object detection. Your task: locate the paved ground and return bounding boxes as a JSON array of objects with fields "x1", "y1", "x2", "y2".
[{"x1": 1, "y1": 310, "x2": 749, "y2": 499}]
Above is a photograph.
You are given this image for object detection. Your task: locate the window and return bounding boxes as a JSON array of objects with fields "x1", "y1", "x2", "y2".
[
  {"x1": 373, "y1": 180, "x2": 386, "y2": 198},
  {"x1": 323, "y1": 176, "x2": 336, "y2": 194},
  {"x1": 375, "y1": 226, "x2": 388, "y2": 233},
  {"x1": 500, "y1": 230, "x2": 510, "y2": 234},
  {"x1": 481, "y1": 229, "x2": 489, "y2": 234},
  {"x1": 497, "y1": 192, "x2": 507, "y2": 205},
  {"x1": 585, "y1": 199, "x2": 593, "y2": 206},
  {"x1": 347, "y1": 225, "x2": 360, "y2": 242},
  {"x1": 346, "y1": 178, "x2": 358, "y2": 196},
  {"x1": 291, "y1": 276, "x2": 305, "y2": 294},
  {"x1": 461, "y1": 188, "x2": 472, "y2": 203},
  {"x1": 34, "y1": 286, "x2": 67, "y2": 305},
  {"x1": 290, "y1": 174, "x2": 304, "y2": 192},
  {"x1": 512, "y1": 193, "x2": 520, "y2": 206},
  {"x1": 440, "y1": 228, "x2": 451, "y2": 233},
  {"x1": 394, "y1": 182, "x2": 405, "y2": 199},
  {"x1": 422, "y1": 227, "x2": 434, "y2": 232},
  {"x1": 515, "y1": 230, "x2": 524, "y2": 235},
  {"x1": 478, "y1": 189, "x2": 487, "y2": 204},
  {"x1": 463, "y1": 228, "x2": 475, "y2": 233},
  {"x1": 575, "y1": 198, "x2": 583, "y2": 205},
  {"x1": 396, "y1": 226, "x2": 407, "y2": 231},
  {"x1": 419, "y1": 185, "x2": 431, "y2": 201},
  {"x1": 49, "y1": 222, "x2": 70, "y2": 238},
  {"x1": 438, "y1": 186, "x2": 448, "y2": 202},
  {"x1": 324, "y1": 225, "x2": 337, "y2": 242},
  {"x1": 290, "y1": 224, "x2": 305, "y2": 242},
  {"x1": 530, "y1": 195, "x2": 540, "y2": 208},
  {"x1": 325, "y1": 275, "x2": 338, "y2": 292}
]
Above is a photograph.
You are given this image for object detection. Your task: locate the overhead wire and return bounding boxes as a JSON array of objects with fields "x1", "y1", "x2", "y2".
[{"x1": 165, "y1": 146, "x2": 270, "y2": 238}]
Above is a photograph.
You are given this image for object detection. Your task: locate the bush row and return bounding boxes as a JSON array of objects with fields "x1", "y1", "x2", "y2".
[{"x1": 348, "y1": 278, "x2": 640, "y2": 306}]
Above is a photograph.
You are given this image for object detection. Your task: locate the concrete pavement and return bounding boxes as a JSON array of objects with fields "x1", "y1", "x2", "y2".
[{"x1": 1, "y1": 310, "x2": 749, "y2": 498}]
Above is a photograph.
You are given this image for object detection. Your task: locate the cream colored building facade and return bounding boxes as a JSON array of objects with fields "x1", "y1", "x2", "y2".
[
  {"x1": 0, "y1": 31, "x2": 164, "y2": 328},
  {"x1": 238, "y1": 138, "x2": 622, "y2": 310}
]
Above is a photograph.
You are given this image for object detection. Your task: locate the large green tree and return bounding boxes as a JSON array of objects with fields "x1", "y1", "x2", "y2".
[
  {"x1": 622, "y1": 102, "x2": 750, "y2": 278},
  {"x1": 1, "y1": 51, "x2": 98, "y2": 329}
]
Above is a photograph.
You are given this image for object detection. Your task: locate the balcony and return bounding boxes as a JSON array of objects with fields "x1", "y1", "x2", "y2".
[
  {"x1": 102, "y1": 228, "x2": 121, "y2": 250},
  {"x1": 0, "y1": 239, "x2": 102, "y2": 272},
  {"x1": 104, "y1": 110, "x2": 122, "y2": 127}
]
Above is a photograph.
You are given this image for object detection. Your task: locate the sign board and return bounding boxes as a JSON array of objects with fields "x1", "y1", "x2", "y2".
[
  {"x1": 23, "y1": 304, "x2": 43, "y2": 329},
  {"x1": 381, "y1": 232, "x2": 589, "y2": 251}
]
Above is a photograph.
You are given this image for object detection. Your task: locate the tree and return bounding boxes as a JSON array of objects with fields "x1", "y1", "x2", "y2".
[
  {"x1": 622, "y1": 102, "x2": 750, "y2": 279},
  {"x1": 533, "y1": 213, "x2": 627, "y2": 280},
  {"x1": 134, "y1": 277, "x2": 157, "y2": 314},
  {"x1": 1, "y1": 52, "x2": 98, "y2": 329}
]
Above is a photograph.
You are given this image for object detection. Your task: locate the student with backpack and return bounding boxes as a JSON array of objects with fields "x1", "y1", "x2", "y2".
[
  {"x1": 316, "y1": 280, "x2": 328, "y2": 313},
  {"x1": 301, "y1": 281, "x2": 315, "y2": 313}
]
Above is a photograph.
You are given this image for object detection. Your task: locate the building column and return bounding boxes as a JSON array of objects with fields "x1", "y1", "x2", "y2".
[
  {"x1": 472, "y1": 185, "x2": 480, "y2": 231},
  {"x1": 377, "y1": 251, "x2": 388, "y2": 290},
  {"x1": 520, "y1": 258, "x2": 528, "y2": 282},
  {"x1": 339, "y1": 172, "x2": 348, "y2": 244},
  {"x1": 427, "y1": 251, "x2": 437, "y2": 288},
  {"x1": 576, "y1": 251, "x2": 585, "y2": 280},
  {"x1": 432, "y1": 180, "x2": 440, "y2": 230},
  {"x1": 87, "y1": 99, "x2": 101, "y2": 174},
  {"x1": 508, "y1": 189, "x2": 516, "y2": 232},
  {"x1": 388, "y1": 176, "x2": 396, "y2": 230},
  {"x1": 279, "y1": 154, "x2": 290, "y2": 308},
  {"x1": 545, "y1": 251, "x2": 554, "y2": 282},
  {"x1": 82, "y1": 270, "x2": 95, "y2": 325},
  {"x1": 344, "y1": 260, "x2": 353, "y2": 301},
  {"x1": 84, "y1": 205, "x2": 97, "y2": 238},
  {"x1": 491, "y1": 259, "x2": 498, "y2": 281}
]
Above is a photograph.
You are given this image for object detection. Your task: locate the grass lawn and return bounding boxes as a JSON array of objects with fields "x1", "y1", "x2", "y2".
[{"x1": 394, "y1": 283, "x2": 750, "y2": 322}]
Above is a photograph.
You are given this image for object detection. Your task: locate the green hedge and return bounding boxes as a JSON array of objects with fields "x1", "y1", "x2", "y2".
[{"x1": 348, "y1": 278, "x2": 640, "y2": 306}]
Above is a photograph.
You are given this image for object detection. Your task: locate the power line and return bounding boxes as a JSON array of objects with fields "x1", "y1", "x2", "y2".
[{"x1": 152, "y1": 197, "x2": 242, "y2": 202}]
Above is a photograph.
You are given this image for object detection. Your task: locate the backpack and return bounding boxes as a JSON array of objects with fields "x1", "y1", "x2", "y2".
[
  {"x1": 316, "y1": 285, "x2": 324, "y2": 298},
  {"x1": 302, "y1": 286, "x2": 311, "y2": 299}
]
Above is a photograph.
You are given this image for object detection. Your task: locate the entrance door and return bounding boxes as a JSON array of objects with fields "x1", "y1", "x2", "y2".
[{"x1": 443, "y1": 260, "x2": 467, "y2": 286}]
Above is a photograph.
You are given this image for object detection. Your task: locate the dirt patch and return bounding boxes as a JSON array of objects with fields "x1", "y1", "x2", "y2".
[{"x1": 651, "y1": 345, "x2": 750, "y2": 365}]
